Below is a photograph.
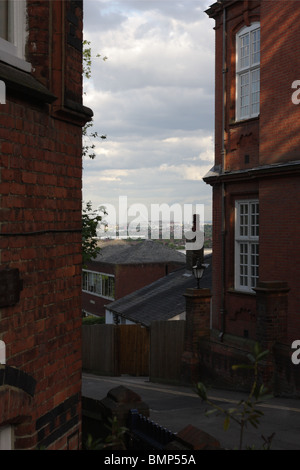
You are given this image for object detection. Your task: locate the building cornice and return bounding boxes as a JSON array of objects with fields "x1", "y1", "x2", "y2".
[
  {"x1": 205, "y1": 0, "x2": 238, "y2": 19},
  {"x1": 203, "y1": 160, "x2": 300, "y2": 185}
]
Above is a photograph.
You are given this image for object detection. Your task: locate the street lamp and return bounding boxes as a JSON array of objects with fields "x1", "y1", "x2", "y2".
[{"x1": 192, "y1": 259, "x2": 209, "y2": 289}]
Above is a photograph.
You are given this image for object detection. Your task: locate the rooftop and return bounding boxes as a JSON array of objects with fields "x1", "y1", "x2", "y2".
[
  {"x1": 105, "y1": 254, "x2": 212, "y2": 327},
  {"x1": 92, "y1": 239, "x2": 186, "y2": 265}
]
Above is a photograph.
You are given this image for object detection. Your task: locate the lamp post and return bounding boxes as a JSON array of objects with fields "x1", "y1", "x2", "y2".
[{"x1": 192, "y1": 259, "x2": 209, "y2": 289}]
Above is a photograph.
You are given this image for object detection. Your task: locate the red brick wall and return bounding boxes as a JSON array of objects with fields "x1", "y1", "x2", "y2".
[
  {"x1": 260, "y1": 0, "x2": 300, "y2": 164},
  {"x1": 0, "y1": 0, "x2": 88, "y2": 449},
  {"x1": 213, "y1": 0, "x2": 260, "y2": 171},
  {"x1": 259, "y1": 175, "x2": 300, "y2": 344},
  {"x1": 206, "y1": 0, "x2": 300, "y2": 395},
  {"x1": 209, "y1": 0, "x2": 300, "y2": 336},
  {"x1": 115, "y1": 263, "x2": 181, "y2": 299}
]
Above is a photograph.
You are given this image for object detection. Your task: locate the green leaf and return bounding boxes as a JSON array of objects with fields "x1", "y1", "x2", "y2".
[
  {"x1": 196, "y1": 382, "x2": 207, "y2": 401},
  {"x1": 206, "y1": 409, "x2": 218, "y2": 416},
  {"x1": 223, "y1": 415, "x2": 230, "y2": 431},
  {"x1": 254, "y1": 342, "x2": 261, "y2": 358},
  {"x1": 227, "y1": 407, "x2": 238, "y2": 414},
  {"x1": 256, "y1": 350, "x2": 269, "y2": 361}
]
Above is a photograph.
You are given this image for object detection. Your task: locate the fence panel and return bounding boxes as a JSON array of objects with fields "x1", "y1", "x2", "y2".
[
  {"x1": 119, "y1": 324, "x2": 150, "y2": 376},
  {"x1": 82, "y1": 323, "x2": 150, "y2": 376},
  {"x1": 82, "y1": 324, "x2": 118, "y2": 375},
  {"x1": 150, "y1": 320, "x2": 185, "y2": 384}
]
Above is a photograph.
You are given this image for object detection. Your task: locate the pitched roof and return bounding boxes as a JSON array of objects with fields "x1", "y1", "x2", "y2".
[
  {"x1": 92, "y1": 239, "x2": 186, "y2": 265},
  {"x1": 105, "y1": 254, "x2": 212, "y2": 327}
]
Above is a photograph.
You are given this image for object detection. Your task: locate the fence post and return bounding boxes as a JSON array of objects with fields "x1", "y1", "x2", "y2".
[
  {"x1": 253, "y1": 281, "x2": 290, "y2": 388},
  {"x1": 181, "y1": 287, "x2": 211, "y2": 384}
]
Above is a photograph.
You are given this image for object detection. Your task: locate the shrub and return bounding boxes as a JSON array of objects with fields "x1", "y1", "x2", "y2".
[{"x1": 82, "y1": 316, "x2": 105, "y2": 325}]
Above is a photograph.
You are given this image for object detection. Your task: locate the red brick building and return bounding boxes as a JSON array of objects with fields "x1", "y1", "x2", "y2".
[
  {"x1": 203, "y1": 0, "x2": 300, "y2": 395},
  {"x1": 82, "y1": 240, "x2": 186, "y2": 320},
  {"x1": 0, "y1": 1, "x2": 91, "y2": 449}
]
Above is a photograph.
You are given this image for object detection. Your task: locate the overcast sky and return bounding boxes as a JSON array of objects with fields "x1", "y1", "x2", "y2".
[{"x1": 82, "y1": 0, "x2": 215, "y2": 226}]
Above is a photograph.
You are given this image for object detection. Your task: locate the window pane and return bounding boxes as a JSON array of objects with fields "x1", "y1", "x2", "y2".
[
  {"x1": 237, "y1": 26, "x2": 260, "y2": 121},
  {"x1": 95, "y1": 274, "x2": 102, "y2": 295},
  {"x1": 109, "y1": 277, "x2": 115, "y2": 298},
  {"x1": 83, "y1": 271, "x2": 115, "y2": 298},
  {"x1": 251, "y1": 69, "x2": 260, "y2": 115},
  {"x1": 250, "y1": 202, "x2": 259, "y2": 237},
  {"x1": 236, "y1": 201, "x2": 259, "y2": 290},
  {"x1": 250, "y1": 243, "x2": 259, "y2": 287},
  {"x1": 240, "y1": 73, "x2": 249, "y2": 118},
  {"x1": 251, "y1": 28, "x2": 260, "y2": 65},
  {"x1": 240, "y1": 33, "x2": 249, "y2": 69},
  {"x1": 102, "y1": 275, "x2": 109, "y2": 296},
  {"x1": 239, "y1": 203, "x2": 249, "y2": 236},
  {"x1": 82, "y1": 272, "x2": 88, "y2": 291},
  {"x1": 89, "y1": 273, "x2": 95, "y2": 292},
  {"x1": 240, "y1": 243, "x2": 248, "y2": 286}
]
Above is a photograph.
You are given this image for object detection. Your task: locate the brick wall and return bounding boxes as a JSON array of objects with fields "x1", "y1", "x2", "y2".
[
  {"x1": 259, "y1": 176, "x2": 300, "y2": 344},
  {"x1": 212, "y1": 0, "x2": 260, "y2": 170},
  {"x1": 0, "y1": 0, "x2": 91, "y2": 449},
  {"x1": 115, "y1": 262, "x2": 182, "y2": 299},
  {"x1": 204, "y1": 0, "x2": 300, "y2": 397},
  {"x1": 260, "y1": 0, "x2": 300, "y2": 164}
]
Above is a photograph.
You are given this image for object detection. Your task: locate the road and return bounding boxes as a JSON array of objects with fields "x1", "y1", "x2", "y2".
[{"x1": 82, "y1": 373, "x2": 300, "y2": 450}]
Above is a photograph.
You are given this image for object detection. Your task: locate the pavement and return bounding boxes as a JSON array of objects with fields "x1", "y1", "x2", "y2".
[{"x1": 82, "y1": 372, "x2": 300, "y2": 450}]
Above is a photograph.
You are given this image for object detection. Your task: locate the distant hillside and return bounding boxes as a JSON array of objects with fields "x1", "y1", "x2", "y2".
[{"x1": 98, "y1": 224, "x2": 213, "y2": 250}]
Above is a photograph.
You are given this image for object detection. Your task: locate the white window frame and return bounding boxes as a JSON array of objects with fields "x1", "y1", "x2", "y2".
[
  {"x1": 236, "y1": 23, "x2": 260, "y2": 121},
  {"x1": 0, "y1": 340, "x2": 6, "y2": 364},
  {"x1": 82, "y1": 270, "x2": 115, "y2": 300},
  {"x1": 235, "y1": 200, "x2": 259, "y2": 292},
  {"x1": 0, "y1": 425, "x2": 13, "y2": 450},
  {"x1": 0, "y1": 0, "x2": 31, "y2": 72}
]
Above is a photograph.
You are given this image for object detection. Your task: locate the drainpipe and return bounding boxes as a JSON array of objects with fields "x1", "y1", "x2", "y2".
[{"x1": 219, "y1": 3, "x2": 226, "y2": 341}]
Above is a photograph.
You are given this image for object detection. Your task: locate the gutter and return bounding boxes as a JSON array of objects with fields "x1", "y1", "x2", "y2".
[
  {"x1": 203, "y1": 159, "x2": 300, "y2": 185},
  {"x1": 220, "y1": 4, "x2": 227, "y2": 341}
]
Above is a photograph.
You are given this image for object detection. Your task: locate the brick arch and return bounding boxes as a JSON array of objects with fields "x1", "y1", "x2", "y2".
[
  {"x1": 231, "y1": 15, "x2": 260, "y2": 38},
  {"x1": 0, "y1": 386, "x2": 33, "y2": 426},
  {"x1": 0, "y1": 365, "x2": 36, "y2": 427}
]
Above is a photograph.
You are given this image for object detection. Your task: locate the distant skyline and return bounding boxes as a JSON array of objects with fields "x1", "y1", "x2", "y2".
[{"x1": 82, "y1": 0, "x2": 215, "y2": 225}]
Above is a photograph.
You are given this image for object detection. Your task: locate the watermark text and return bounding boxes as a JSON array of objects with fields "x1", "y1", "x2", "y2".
[
  {"x1": 291, "y1": 340, "x2": 300, "y2": 365},
  {"x1": 97, "y1": 196, "x2": 205, "y2": 251},
  {"x1": 291, "y1": 80, "x2": 300, "y2": 105}
]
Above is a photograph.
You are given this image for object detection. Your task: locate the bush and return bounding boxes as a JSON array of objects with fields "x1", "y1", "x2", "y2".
[{"x1": 82, "y1": 316, "x2": 105, "y2": 325}]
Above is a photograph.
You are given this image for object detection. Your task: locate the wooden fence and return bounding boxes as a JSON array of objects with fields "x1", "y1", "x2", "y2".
[
  {"x1": 82, "y1": 323, "x2": 150, "y2": 376},
  {"x1": 82, "y1": 320, "x2": 185, "y2": 382},
  {"x1": 82, "y1": 324, "x2": 119, "y2": 375},
  {"x1": 118, "y1": 324, "x2": 149, "y2": 376},
  {"x1": 150, "y1": 320, "x2": 185, "y2": 384}
]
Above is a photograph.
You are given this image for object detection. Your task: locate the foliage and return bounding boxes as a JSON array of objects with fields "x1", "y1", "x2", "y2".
[
  {"x1": 82, "y1": 315, "x2": 105, "y2": 325},
  {"x1": 82, "y1": 201, "x2": 107, "y2": 266},
  {"x1": 85, "y1": 416, "x2": 127, "y2": 450},
  {"x1": 83, "y1": 39, "x2": 107, "y2": 80},
  {"x1": 82, "y1": 40, "x2": 107, "y2": 159},
  {"x1": 196, "y1": 342, "x2": 275, "y2": 450},
  {"x1": 82, "y1": 42, "x2": 108, "y2": 260}
]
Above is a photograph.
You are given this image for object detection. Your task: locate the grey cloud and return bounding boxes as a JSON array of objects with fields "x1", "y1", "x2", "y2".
[
  {"x1": 84, "y1": 0, "x2": 127, "y2": 31},
  {"x1": 109, "y1": 0, "x2": 211, "y2": 24},
  {"x1": 83, "y1": 0, "x2": 215, "y2": 222}
]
